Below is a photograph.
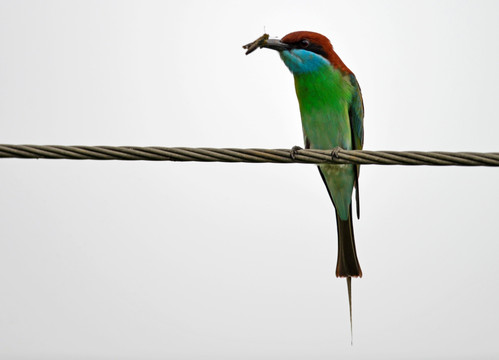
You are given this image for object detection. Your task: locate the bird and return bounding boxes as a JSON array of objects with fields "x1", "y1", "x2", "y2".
[{"x1": 244, "y1": 31, "x2": 364, "y2": 336}]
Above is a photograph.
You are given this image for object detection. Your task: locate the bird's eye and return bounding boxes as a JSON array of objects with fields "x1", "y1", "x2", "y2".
[{"x1": 300, "y1": 39, "x2": 310, "y2": 48}]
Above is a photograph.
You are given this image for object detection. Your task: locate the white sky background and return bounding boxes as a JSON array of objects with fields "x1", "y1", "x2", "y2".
[{"x1": 1, "y1": 0, "x2": 499, "y2": 359}]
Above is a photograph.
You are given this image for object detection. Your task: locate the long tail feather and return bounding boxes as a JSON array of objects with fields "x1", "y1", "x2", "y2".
[
  {"x1": 335, "y1": 205, "x2": 362, "y2": 277},
  {"x1": 347, "y1": 277, "x2": 353, "y2": 345}
]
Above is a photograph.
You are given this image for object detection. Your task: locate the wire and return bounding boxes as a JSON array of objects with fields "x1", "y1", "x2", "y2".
[{"x1": 0, "y1": 144, "x2": 498, "y2": 166}]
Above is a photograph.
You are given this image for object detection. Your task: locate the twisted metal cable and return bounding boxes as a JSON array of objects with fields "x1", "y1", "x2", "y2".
[{"x1": 0, "y1": 144, "x2": 498, "y2": 166}]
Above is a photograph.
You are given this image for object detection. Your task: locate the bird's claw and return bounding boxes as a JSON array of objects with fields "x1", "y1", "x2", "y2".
[
  {"x1": 290, "y1": 145, "x2": 303, "y2": 160},
  {"x1": 331, "y1": 146, "x2": 343, "y2": 159}
]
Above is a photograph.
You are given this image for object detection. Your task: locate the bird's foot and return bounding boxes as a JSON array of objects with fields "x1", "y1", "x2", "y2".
[
  {"x1": 290, "y1": 145, "x2": 303, "y2": 160},
  {"x1": 331, "y1": 146, "x2": 343, "y2": 159}
]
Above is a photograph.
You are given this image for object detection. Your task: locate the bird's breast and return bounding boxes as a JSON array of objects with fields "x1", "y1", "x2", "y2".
[{"x1": 292, "y1": 66, "x2": 355, "y2": 150}]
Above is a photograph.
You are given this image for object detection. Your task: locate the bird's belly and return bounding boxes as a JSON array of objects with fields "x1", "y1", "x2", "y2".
[{"x1": 302, "y1": 111, "x2": 352, "y2": 150}]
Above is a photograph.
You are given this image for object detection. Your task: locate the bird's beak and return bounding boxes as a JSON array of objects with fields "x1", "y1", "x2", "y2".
[
  {"x1": 261, "y1": 38, "x2": 290, "y2": 52},
  {"x1": 243, "y1": 34, "x2": 290, "y2": 55}
]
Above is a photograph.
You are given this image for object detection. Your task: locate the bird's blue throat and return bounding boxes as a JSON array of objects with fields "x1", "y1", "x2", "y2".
[{"x1": 279, "y1": 49, "x2": 331, "y2": 74}]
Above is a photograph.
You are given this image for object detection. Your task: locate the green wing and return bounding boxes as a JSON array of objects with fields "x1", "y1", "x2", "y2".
[
  {"x1": 348, "y1": 74, "x2": 364, "y2": 218},
  {"x1": 348, "y1": 74, "x2": 364, "y2": 151}
]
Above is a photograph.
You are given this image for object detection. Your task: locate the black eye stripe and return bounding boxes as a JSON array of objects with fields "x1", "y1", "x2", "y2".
[{"x1": 290, "y1": 41, "x2": 328, "y2": 59}]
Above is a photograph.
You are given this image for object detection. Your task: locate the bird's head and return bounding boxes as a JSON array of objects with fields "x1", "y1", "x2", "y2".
[{"x1": 245, "y1": 31, "x2": 351, "y2": 75}]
